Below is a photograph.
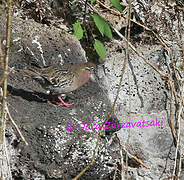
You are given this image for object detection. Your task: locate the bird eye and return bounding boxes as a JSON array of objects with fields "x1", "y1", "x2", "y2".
[{"x1": 90, "y1": 66, "x2": 94, "y2": 71}]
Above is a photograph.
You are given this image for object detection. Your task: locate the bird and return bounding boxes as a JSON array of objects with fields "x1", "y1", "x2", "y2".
[{"x1": 23, "y1": 62, "x2": 97, "y2": 107}]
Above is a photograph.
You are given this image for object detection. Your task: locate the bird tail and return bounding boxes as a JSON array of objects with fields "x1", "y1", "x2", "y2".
[
  {"x1": 0, "y1": 60, "x2": 43, "y2": 79},
  {"x1": 22, "y1": 68, "x2": 51, "y2": 87}
]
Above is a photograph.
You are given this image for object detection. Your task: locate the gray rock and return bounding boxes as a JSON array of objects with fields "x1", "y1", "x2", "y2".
[{"x1": 1, "y1": 16, "x2": 119, "y2": 179}]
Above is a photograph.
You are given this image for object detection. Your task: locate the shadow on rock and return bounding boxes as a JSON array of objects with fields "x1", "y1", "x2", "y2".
[{"x1": 7, "y1": 85, "x2": 48, "y2": 103}]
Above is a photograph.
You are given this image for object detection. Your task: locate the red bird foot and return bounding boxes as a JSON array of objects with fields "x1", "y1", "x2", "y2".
[
  {"x1": 53, "y1": 96, "x2": 74, "y2": 107},
  {"x1": 50, "y1": 93, "x2": 73, "y2": 107}
]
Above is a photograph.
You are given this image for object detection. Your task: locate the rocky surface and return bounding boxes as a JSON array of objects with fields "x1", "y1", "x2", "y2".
[
  {"x1": 1, "y1": 16, "x2": 120, "y2": 179},
  {"x1": 97, "y1": 43, "x2": 177, "y2": 179},
  {"x1": 95, "y1": 0, "x2": 184, "y2": 178}
]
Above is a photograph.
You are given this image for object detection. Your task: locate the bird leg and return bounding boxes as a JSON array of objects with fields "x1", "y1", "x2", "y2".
[
  {"x1": 57, "y1": 96, "x2": 74, "y2": 107},
  {"x1": 50, "y1": 93, "x2": 74, "y2": 107}
]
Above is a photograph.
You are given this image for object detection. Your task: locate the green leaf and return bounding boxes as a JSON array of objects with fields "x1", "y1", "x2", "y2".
[
  {"x1": 93, "y1": 15, "x2": 112, "y2": 39},
  {"x1": 72, "y1": 21, "x2": 83, "y2": 40},
  {"x1": 93, "y1": 15, "x2": 105, "y2": 36},
  {"x1": 109, "y1": 0, "x2": 122, "y2": 12},
  {"x1": 91, "y1": 0, "x2": 96, "y2": 4},
  {"x1": 94, "y1": 40, "x2": 106, "y2": 60},
  {"x1": 104, "y1": 23, "x2": 113, "y2": 39}
]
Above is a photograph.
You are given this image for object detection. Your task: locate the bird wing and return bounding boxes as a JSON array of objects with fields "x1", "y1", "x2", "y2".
[
  {"x1": 40, "y1": 65, "x2": 75, "y2": 88},
  {"x1": 24, "y1": 64, "x2": 78, "y2": 93}
]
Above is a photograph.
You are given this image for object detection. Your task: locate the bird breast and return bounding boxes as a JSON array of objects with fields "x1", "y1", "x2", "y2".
[{"x1": 71, "y1": 70, "x2": 91, "y2": 91}]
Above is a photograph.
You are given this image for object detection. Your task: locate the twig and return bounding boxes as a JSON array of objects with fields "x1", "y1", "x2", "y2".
[
  {"x1": 0, "y1": 0, "x2": 12, "y2": 178},
  {"x1": 3, "y1": 128, "x2": 12, "y2": 180},
  {"x1": 96, "y1": 0, "x2": 124, "y2": 16},
  {"x1": 125, "y1": 1, "x2": 132, "y2": 179},
  {"x1": 74, "y1": 1, "x2": 183, "y2": 179},
  {"x1": 120, "y1": 145, "x2": 125, "y2": 180},
  {"x1": 73, "y1": 2, "x2": 132, "y2": 180},
  {"x1": 0, "y1": 40, "x2": 3, "y2": 62},
  {"x1": 122, "y1": 144, "x2": 148, "y2": 169},
  {"x1": 6, "y1": 105, "x2": 28, "y2": 146},
  {"x1": 172, "y1": 82, "x2": 184, "y2": 179},
  {"x1": 0, "y1": 87, "x2": 12, "y2": 179},
  {"x1": 116, "y1": 133, "x2": 148, "y2": 171},
  {"x1": 0, "y1": 67, "x2": 14, "y2": 86},
  {"x1": 169, "y1": 87, "x2": 177, "y2": 145},
  {"x1": 0, "y1": 0, "x2": 12, "y2": 132},
  {"x1": 96, "y1": 0, "x2": 184, "y2": 110},
  {"x1": 73, "y1": 48, "x2": 127, "y2": 180}
]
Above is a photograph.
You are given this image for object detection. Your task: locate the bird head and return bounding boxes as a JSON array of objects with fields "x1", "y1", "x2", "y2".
[
  {"x1": 84, "y1": 62, "x2": 97, "y2": 72},
  {"x1": 83, "y1": 62, "x2": 99, "y2": 82}
]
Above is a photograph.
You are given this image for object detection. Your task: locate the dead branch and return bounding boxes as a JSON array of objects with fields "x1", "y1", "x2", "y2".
[{"x1": 0, "y1": 0, "x2": 12, "y2": 178}]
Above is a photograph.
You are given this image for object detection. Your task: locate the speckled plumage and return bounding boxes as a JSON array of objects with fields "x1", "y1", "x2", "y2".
[{"x1": 24, "y1": 62, "x2": 96, "y2": 107}]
